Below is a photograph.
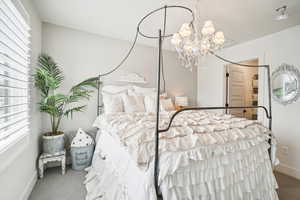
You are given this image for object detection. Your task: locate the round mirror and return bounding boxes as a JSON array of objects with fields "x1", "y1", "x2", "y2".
[{"x1": 272, "y1": 63, "x2": 300, "y2": 105}]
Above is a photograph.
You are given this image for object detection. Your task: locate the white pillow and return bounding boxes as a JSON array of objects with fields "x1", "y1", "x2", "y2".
[
  {"x1": 144, "y1": 95, "x2": 157, "y2": 113},
  {"x1": 103, "y1": 92, "x2": 124, "y2": 113},
  {"x1": 133, "y1": 86, "x2": 156, "y2": 95},
  {"x1": 161, "y1": 98, "x2": 175, "y2": 111},
  {"x1": 122, "y1": 94, "x2": 145, "y2": 113},
  {"x1": 144, "y1": 95, "x2": 165, "y2": 113}
]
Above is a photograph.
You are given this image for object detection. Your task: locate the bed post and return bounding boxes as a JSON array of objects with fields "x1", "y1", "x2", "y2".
[
  {"x1": 154, "y1": 29, "x2": 162, "y2": 198},
  {"x1": 97, "y1": 75, "x2": 101, "y2": 116},
  {"x1": 225, "y1": 70, "x2": 229, "y2": 114},
  {"x1": 266, "y1": 65, "x2": 272, "y2": 131},
  {"x1": 266, "y1": 65, "x2": 273, "y2": 157}
]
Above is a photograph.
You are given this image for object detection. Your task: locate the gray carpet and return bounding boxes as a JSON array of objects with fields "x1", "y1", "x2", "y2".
[
  {"x1": 29, "y1": 167, "x2": 86, "y2": 200},
  {"x1": 275, "y1": 172, "x2": 300, "y2": 200},
  {"x1": 29, "y1": 167, "x2": 300, "y2": 200}
]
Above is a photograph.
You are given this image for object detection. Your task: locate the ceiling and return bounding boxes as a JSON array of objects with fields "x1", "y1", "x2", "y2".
[{"x1": 33, "y1": 0, "x2": 300, "y2": 50}]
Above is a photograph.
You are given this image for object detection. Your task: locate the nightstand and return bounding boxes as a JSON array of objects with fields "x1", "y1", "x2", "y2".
[{"x1": 38, "y1": 150, "x2": 66, "y2": 178}]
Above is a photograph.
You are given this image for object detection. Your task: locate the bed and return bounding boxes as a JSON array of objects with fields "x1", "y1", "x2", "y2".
[
  {"x1": 84, "y1": 85, "x2": 278, "y2": 200},
  {"x1": 83, "y1": 5, "x2": 279, "y2": 200}
]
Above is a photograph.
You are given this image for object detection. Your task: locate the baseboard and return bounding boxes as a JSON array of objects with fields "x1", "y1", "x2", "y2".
[
  {"x1": 275, "y1": 163, "x2": 300, "y2": 180},
  {"x1": 20, "y1": 170, "x2": 37, "y2": 200}
]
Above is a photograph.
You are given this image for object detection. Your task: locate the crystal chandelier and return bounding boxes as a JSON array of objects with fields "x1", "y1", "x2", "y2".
[{"x1": 171, "y1": 11, "x2": 225, "y2": 70}]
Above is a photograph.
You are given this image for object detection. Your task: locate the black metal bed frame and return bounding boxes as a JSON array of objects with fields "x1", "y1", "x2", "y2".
[{"x1": 96, "y1": 5, "x2": 272, "y2": 199}]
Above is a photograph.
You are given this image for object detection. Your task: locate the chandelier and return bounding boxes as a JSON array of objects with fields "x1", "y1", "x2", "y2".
[{"x1": 171, "y1": 13, "x2": 225, "y2": 70}]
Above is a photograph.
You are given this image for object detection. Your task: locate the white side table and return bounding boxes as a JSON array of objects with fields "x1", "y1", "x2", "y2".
[{"x1": 38, "y1": 150, "x2": 66, "y2": 178}]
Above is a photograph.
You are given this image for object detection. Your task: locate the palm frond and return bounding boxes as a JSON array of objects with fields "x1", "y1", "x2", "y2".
[
  {"x1": 39, "y1": 94, "x2": 68, "y2": 117},
  {"x1": 67, "y1": 90, "x2": 92, "y2": 103},
  {"x1": 71, "y1": 77, "x2": 99, "y2": 92},
  {"x1": 34, "y1": 54, "x2": 64, "y2": 97},
  {"x1": 34, "y1": 68, "x2": 50, "y2": 96},
  {"x1": 68, "y1": 77, "x2": 99, "y2": 102},
  {"x1": 38, "y1": 54, "x2": 64, "y2": 86},
  {"x1": 64, "y1": 105, "x2": 86, "y2": 119}
]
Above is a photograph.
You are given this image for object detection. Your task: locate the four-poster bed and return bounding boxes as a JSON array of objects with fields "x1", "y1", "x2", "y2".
[{"x1": 86, "y1": 5, "x2": 278, "y2": 200}]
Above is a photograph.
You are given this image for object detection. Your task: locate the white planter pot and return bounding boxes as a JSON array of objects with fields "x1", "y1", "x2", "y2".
[{"x1": 43, "y1": 132, "x2": 65, "y2": 154}]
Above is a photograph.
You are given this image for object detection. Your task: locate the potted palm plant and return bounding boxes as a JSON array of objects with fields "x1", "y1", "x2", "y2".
[{"x1": 34, "y1": 54, "x2": 98, "y2": 154}]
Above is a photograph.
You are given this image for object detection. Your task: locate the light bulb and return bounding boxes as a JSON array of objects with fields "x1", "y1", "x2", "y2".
[
  {"x1": 201, "y1": 39, "x2": 210, "y2": 50},
  {"x1": 191, "y1": 46, "x2": 200, "y2": 53},
  {"x1": 183, "y1": 40, "x2": 193, "y2": 52},
  {"x1": 179, "y1": 23, "x2": 192, "y2": 37},
  {"x1": 191, "y1": 39, "x2": 200, "y2": 53},
  {"x1": 201, "y1": 20, "x2": 215, "y2": 36},
  {"x1": 213, "y1": 31, "x2": 225, "y2": 45},
  {"x1": 171, "y1": 33, "x2": 182, "y2": 45}
]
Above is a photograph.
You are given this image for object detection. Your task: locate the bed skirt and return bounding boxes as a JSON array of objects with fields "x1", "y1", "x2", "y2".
[{"x1": 84, "y1": 138, "x2": 278, "y2": 200}]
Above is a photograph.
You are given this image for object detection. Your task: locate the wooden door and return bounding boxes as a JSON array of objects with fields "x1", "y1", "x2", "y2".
[{"x1": 227, "y1": 65, "x2": 246, "y2": 117}]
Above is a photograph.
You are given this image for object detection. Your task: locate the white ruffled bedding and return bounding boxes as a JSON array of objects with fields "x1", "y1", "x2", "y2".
[{"x1": 85, "y1": 111, "x2": 278, "y2": 200}]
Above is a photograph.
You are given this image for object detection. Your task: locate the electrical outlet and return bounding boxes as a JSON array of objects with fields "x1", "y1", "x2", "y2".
[{"x1": 281, "y1": 146, "x2": 289, "y2": 155}]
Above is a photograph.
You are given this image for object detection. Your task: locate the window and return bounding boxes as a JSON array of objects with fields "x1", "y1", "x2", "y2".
[{"x1": 0, "y1": 0, "x2": 30, "y2": 150}]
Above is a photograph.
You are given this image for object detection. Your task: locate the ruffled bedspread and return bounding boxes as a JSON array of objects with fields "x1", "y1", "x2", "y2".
[{"x1": 86, "y1": 111, "x2": 279, "y2": 200}]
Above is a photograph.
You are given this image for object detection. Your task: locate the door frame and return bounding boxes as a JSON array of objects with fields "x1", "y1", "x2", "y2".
[{"x1": 223, "y1": 58, "x2": 262, "y2": 119}]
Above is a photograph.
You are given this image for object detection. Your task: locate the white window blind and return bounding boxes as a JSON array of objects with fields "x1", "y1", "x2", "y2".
[{"x1": 0, "y1": 0, "x2": 30, "y2": 143}]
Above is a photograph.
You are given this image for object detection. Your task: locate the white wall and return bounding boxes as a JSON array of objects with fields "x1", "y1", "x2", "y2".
[
  {"x1": 0, "y1": 0, "x2": 42, "y2": 199},
  {"x1": 198, "y1": 25, "x2": 300, "y2": 179},
  {"x1": 41, "y1": 22, "x2": 197, "y2": 133}
]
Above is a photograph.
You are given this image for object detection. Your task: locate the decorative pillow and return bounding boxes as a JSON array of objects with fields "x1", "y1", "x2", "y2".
[
  {"x1": 161, "y1": 98, "x2": 175, "y2": 111},
  {"x1": 160, "y1": 92, "x2": 168, "y2": 99},
  {"x1": 122, "y1": 94, "x2": 145, "y2": 113},
  {"x1": 71, "y1": 128, "x2": 94, "y2": 147},
  {"x1": 102, "y1": 91, "x2": 124, "y2": 113},
  {"x1": 133, "y1": 86, "x2": 156, "y2": 95}
]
